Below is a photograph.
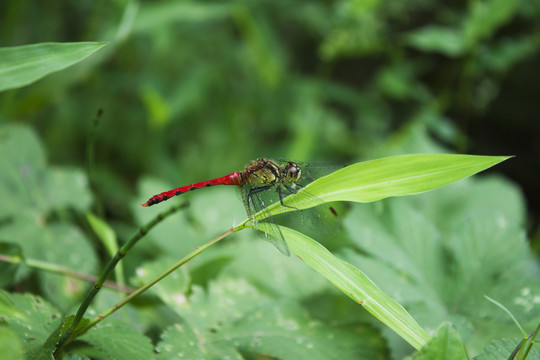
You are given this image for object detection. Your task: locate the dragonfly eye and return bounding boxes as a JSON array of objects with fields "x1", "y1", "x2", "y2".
[{"x1": 285, "y1": 162, "x2": 301, "y2": 181}]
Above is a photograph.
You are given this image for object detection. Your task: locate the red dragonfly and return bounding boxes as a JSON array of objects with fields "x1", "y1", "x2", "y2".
[{"x1": 142, "y1": 158, "x2": 335, "y2": 255}]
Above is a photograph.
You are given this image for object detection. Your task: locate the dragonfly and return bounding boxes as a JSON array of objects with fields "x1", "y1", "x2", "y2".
[{"x1": 142, "y1": 158, "x2": 335, "y2": 255}]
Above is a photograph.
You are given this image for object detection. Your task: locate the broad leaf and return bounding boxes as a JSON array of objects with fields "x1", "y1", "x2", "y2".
[
  {"x1": 343, "y1": 189, "x2": 539, "y2": 355},
  {"x1": 0, "y1": 125, "x2": 96, "y2": 310},
  {"x1": 475, "y1": 339, "x2": 540, "y2": 360},
  {"x1": 0, "y1": 125, "x2": 92, "y2": 215},
  {"x1": 0, "y1": 291, "x2": 62, "y2": 359},
  {"x1": 0, "y1": 327, "x2": 24, "y2": 360},
  {"x1": 413, "y1": 323, "x2": 468, "y2": 360},
  {"x1": 131, "y1": 257, "x2": 190, "y2": 302},
  {"x1": 155, "y1": 279, "x2": 387, "y2": 359},
  {"x1": 79, "y1": 323, "x2": 154, "y2": 360}
]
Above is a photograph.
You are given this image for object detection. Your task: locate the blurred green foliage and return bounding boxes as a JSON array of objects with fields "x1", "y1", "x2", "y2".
[
  {"x1": 1, "y1": 0, "x2": 540, "y2": 359},
  {"x1": 1, "y1": 0, "x2": 538, "y2": 219}
]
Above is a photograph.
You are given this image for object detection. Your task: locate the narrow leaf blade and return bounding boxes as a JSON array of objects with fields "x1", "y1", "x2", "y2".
[
  {"x1": 261, "y1": 154, "x2": 509, "y2": 219},
  {"x1": 0, "y1": 42, "x2": 108, "y2": 92},
  {"x1": 253, "y1": 223, "x2": 431, "y2": 350}
]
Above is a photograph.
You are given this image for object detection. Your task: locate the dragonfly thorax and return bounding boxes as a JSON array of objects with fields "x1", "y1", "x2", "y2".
[
  {"x1": 242, "y1": 158, "x2": 282, "y2": 186},
  {"x1": 241, "y1": 158, "x2": 302, "y2": 187}
]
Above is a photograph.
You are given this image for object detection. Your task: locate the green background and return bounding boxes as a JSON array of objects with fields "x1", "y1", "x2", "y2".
[{"x1": 1, "y1": 1, "x2": 540, "y2": 359}]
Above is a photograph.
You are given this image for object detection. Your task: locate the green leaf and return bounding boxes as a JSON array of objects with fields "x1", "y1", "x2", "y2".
[
  {"x1": 1, "y1": 217, "x2": 98, "y2": 310},
  {"x1": 0, "y1": 242, "x2": 22, "y2": 287},
  {"x1": 133, "y1": 2, "x2": 231, "y2": 34},
  {"x1": 0, "y1": 327, "x2": 24, "y2": 360},
  {"x1": 218, "y1": 236, "x2": 330, "y2": 299},
  {"x1": 44, "y1": 167, "x2": 91, "y2": 212},
  {"x1": 258, "y1": 154, "x2": 509, "y2": 220},
  {"x1": 475, "y1": 339, "x2": 540, "y2": 360},
  {"x1": 463, "y1": 0, "x2": 519, "y2": 47},
  {"x1": 157, "y1": 324, "x2": 241, "y2": 360},
  {"x1": 343, "y1": 190, "x2": 539, "y2": 355},
  {"x1": 0, "y1": 124, "x2": 97, "y2": 309},
  {"x1": 86, "y1": 212, "x2": 123, "y2": 286},
  {"x1": 130, "y1": 258, "x2": 190, "y2": 302},
  {"x1": 0, "y1": 291, "x2": 62, "y2": 359},
  {"x1": 413, "y1": 323, "x2": 468, "y2": 360},
  {"x1": 79, "y1": 322, "x2": 154, "y2": 360},
  {"x1": 0, "y1": 42, "x2": 108, "y2": 92},
  {"x1": 479, "y1": 36, "x2": 539, "y2": 73},
  {"x1": 405, "y1": 26, "x2": 465, "y2": 57},
  {"x1": 0, "y1": 124, "x2": 92, "y2": 215},
  {"x1": 0, "y1": 124, "x2": 47, "y2": 217},
  {"x1": 155, "y1": 279, "x2": 387, "y2": 360},
  {"x1": 86, "y1": 212, "x2": 117, "y2": 257},
  {"x1": 252, "y1": 223, "x2": 430, "y2": 350}
]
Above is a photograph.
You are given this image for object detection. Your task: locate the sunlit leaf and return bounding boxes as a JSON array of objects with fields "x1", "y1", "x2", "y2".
[
  {"x1": 257, "y1": 154, "x2": 509, "y2": 220},
  {"x1": 251, "y1": 223, "x2": 430, "y2": 350}
]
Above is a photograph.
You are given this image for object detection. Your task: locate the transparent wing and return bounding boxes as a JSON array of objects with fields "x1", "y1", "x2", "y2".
[
  {"x1": 240, "y1": 184, "x2": 290, "y2": 256},
  {"x1": 273, "y1": 158, "x2": 344, "y2": 187}
]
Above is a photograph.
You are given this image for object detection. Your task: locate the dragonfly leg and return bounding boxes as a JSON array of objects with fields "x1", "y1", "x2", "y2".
[
  {"x1": 247, "y1": 185, "x2": 272, "y2": 211},
  {"x1": 283, "y1": 184, "x2": 298, "y2": 193},
  {"x1": 283, "y1": 184, "x2": 336, "y2": 216},
  {"x1": 277, "y1": 186, "x2": 299, "y2": 210}
]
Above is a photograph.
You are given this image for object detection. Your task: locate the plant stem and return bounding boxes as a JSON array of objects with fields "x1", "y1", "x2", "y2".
[
  {"x1": 54, "y1": 201, "x2": 188, "y2": 353},
  {"x1": 76, "y1": 227, "x2": 236, "y2": 337},
  {"x1": 0, "y1": 254, "x2": 133, "y2": 293},
  {"x1": 86, "y1": 109, "x2": 103, "y2": 216}
]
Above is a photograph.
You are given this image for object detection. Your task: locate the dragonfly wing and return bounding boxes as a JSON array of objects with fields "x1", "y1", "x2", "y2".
[{"x1": 241, "y1": 185, "x2": 290, "y2": 256}]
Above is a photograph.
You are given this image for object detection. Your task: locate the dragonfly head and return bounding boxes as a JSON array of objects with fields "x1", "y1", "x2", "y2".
[{"x1": 283, "y1": 162, "x2": 302, "y2": 183}]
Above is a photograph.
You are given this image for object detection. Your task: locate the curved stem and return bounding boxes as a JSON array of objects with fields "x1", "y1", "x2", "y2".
[
  {"x1": 54, "y1": 201, "x2": 188, "y2": 354},
  {"x1": 75, "y1": 227, "x2": 237, "y2": 337}
]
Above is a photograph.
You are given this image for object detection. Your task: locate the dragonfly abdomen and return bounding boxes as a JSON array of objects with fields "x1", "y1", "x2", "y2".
[{"x1": 141, "y1": 172, "x2": 243, "y2": 206}]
